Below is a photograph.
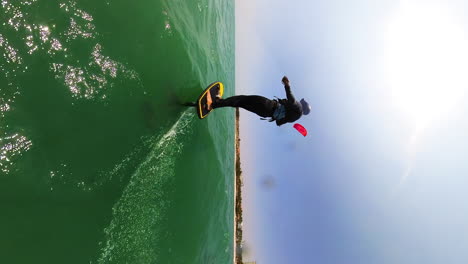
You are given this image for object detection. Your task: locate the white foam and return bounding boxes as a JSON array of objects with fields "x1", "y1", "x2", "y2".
[{"x1": 98, "y1": 110, "x2": 195, "y2": 263}]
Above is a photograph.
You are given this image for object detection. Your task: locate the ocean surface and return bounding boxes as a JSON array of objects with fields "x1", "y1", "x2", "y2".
[{"x1": 0, "y1": 0, "x2": 235, "y2": 263}]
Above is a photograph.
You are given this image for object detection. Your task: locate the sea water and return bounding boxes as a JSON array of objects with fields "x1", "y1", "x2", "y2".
[{"x1": 0, "y1": 0, "x2": 235, "y2": 263}]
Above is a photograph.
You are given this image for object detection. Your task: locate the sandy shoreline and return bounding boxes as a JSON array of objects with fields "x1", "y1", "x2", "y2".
[{"x1": 234, "y1": 108, "x2": 243, "y2": 264}]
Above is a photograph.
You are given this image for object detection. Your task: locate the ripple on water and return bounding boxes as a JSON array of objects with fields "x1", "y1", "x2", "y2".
[
  {"x1": 1, "y1": 0, "x2": 140, "y2": 101},
  {"x1": 0, "y1": 0, "x2": 142, "y2": 177},
  {"x1": 0, "y1": 133, "x2": 32, "y2": 174}
]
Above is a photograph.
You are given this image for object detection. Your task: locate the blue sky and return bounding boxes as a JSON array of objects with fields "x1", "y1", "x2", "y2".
[{"x1": 236, "y1": 0, "x2": 468, "y2": 263}]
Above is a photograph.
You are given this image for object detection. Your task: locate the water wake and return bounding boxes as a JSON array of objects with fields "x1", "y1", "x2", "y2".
[{"x1": 98, "y1": 110, "x2": 194, "y2": 263}]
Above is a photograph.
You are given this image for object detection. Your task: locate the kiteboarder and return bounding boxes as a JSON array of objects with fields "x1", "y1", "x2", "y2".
[{"x1": 210, "y1": 76, "x2": 310, "y2": 126}]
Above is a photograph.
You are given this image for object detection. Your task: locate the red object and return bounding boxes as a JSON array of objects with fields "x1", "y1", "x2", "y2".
[{"x1": 293, "y1": 123, "x2": 307, "y2": 137}]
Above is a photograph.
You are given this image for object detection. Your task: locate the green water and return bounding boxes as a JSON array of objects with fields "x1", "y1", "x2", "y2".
[{"x1": 0, "y1": 0, "x2": 235, "y2": 263}]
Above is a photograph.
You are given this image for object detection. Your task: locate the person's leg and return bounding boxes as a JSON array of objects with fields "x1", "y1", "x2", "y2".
[{"x1": 213, "y1": 95, "x2": 276, "y2": 118}]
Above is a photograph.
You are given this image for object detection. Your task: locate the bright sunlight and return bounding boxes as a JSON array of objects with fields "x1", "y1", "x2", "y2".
[{"x1": 384, "y1": 2, "x2": 468, "y2": 128}]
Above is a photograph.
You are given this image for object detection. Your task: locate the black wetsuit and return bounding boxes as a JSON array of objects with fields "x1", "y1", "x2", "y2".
[{"x1": 212, "y1": 84, "x2": 302, "y2": 126}]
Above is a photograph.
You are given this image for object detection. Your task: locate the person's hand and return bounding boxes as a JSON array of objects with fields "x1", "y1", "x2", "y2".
[{"x1": 282, "y1": 76, "x2": 290, "y2": 87}]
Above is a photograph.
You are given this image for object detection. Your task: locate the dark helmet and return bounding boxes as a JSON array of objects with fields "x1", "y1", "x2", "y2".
[{"x1": 300, "y1": 98, "x2": 311, "y2": 115}]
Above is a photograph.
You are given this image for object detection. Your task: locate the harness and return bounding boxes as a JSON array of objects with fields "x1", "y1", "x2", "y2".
[{"x1": 260, "y1": 97, "x2": 285, "y2": 122}]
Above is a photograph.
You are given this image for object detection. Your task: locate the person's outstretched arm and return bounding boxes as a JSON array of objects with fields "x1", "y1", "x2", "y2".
[{"x1": 282, "y1": 76, "x2": 296, "y2": 102}]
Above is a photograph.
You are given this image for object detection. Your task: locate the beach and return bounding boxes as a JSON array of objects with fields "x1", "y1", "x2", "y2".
[{"x1": 234, "y1": 108, "x2": 244, "y2": 264}]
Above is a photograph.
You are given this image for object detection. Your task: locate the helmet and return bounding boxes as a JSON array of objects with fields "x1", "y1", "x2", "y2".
[{"x1": 300, "y1": 98, "x2": 311, "y2": 115}]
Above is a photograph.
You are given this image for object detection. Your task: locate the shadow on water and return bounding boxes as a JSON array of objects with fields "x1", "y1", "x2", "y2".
[
  {"x1": 141, "y1": 83, "x2": 201, "y2": 131},
  {"x1": 141, "y1": 101, "x2": 160, "y2": 131}
]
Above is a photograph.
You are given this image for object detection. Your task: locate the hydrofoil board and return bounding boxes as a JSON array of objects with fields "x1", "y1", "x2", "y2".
[{"x1": 195, "y1": 82, "x2": 224, "y2": 119}]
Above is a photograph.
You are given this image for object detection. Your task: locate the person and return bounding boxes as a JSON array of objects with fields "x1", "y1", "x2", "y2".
[{"x1": 210, "y1": 76, "x2": 310, "y2": 126}]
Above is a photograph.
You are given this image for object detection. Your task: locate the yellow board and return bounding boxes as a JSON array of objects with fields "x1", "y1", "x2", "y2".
[{"x1": 197, "y1": 82, "x2": 224, "y2": 119}]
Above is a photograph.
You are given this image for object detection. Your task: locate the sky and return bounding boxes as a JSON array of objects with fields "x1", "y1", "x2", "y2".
[{"x1": 236, "y1": 0, "x2": 468, "y2": 263}]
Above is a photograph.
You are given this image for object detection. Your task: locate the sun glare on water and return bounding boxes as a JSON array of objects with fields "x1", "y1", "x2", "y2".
[{"x1": 385, "y1": 2, "x2": 468, "y2": 128}]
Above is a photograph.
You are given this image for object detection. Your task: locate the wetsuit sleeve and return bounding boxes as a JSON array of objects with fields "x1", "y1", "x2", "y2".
[
  {"x1": 275, "y1": 84, "x2": 301, "y2": 126},
  {"x1": 284, "y1": 84, "x2": 296, "y2": 103}
]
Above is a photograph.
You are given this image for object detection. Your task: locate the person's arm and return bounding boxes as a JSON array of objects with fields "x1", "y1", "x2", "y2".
[{"x1": 281, "y1": 76, "x2": 296, "y2": 102}]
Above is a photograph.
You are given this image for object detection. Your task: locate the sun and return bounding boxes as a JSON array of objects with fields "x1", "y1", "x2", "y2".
[{"x1": 384, "y1": 2, "x2": 468, "y2": 128}]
